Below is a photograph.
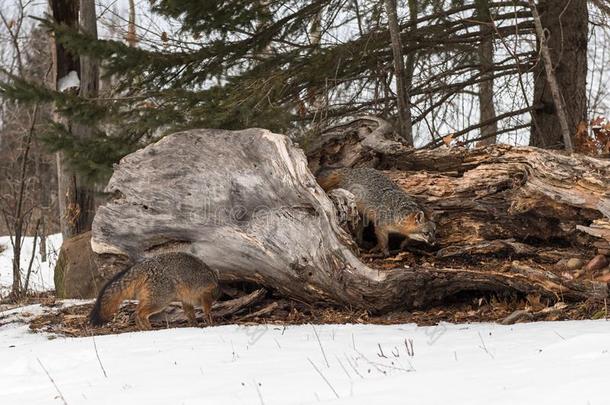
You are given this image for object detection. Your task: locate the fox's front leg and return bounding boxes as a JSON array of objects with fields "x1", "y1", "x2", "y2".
[
  {"x1": 182, "y1": 302, "x2": 198, "y2": 326},
  {"x1": 135, "y1": 307, "x2": 153, "y2": 330},
  {"x1": 200, "y1": 293, "x2": 215, "y2": 326},
  {"x1": 374, "y1": 226, "x2": 390, "y2": 256},
  {"x1": 355, "y1": 219, "x2": 364, "y2": 247}
]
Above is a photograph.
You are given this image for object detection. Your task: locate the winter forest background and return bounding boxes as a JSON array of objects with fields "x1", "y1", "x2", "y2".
[
  {"x1": 0, "y1": 0, "x2": 609, "y2": 299},
  {"x1": 2, "y1": 3, "x2": 610, "y2": 403}
]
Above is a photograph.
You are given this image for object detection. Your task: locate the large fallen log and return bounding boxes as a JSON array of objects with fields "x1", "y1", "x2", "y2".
[
  {"x1": 91, "y1": 124, "x2": 610, "y2": 311},
  {"x1": 308, "y1": 117, "x2": 610, "y2": 252}
]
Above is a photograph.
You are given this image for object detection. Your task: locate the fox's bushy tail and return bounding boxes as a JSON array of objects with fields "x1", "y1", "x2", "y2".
[{"x1": 89, "y1": 268, "x2": 142, "y2": 326}]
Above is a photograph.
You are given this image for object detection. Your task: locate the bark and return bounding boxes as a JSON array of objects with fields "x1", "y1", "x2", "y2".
[
  {"x1": 577, "y1": 219, "x2": 610, "y2": 252},
  {"x1": 51, "y1": 0, "x2": 97, "y2": 238},
  {"x1": 309, "y1": 118, "x2": 609, "y2": 246},
  {"x1": 528, "y1": 0, "x2": 572, "y2": 152},
  {"x1": 6, "y1": 104, "x2": 40, "y2": 299},
  {"x1": 126, "y1": 0, "x2": 137, "y2": 47},
  {"x1": 476, "y1": 0, "x2": 497, "y2": 145},
  {"x1": 529, "y1": 0, "x2": 587, "y2": 150},
  {"x1": 384, "y1": 0, "x2": 413, "y2": 146},
  {"x1": 404, "y1": 0, "x2": 417, "y2": 93},
  {"x1": 92, "y1": 123, "x2": 610, "y2": 312},
  {"x1": 79, "y1": 0, "x2": 98, "y2": 99},
  {"x1": 255, "y1": 0, "x2": 272, "y2": 59},
  {"x1": 306, "y1": 5, "x2": 325, "y2": 118}
]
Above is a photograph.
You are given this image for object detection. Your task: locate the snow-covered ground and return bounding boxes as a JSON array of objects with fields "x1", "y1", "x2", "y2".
[
  {"x1": 1, "y1": 236, "x2": 609, "y2": 404},
  {"x1": 0, "y1": 234, "x2": 62, "y2": 295},
  {"x1": 1, "y1": 308, "x2": 609, "y2": 405}
]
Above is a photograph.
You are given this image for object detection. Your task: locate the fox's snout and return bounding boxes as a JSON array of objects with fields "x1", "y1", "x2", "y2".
[{"x1": 408, "y1": 221, "x2": 436, "y2": 244}]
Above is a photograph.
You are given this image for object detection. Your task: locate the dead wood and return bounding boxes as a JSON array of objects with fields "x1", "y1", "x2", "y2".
[
  {"x1": 91, "y1": 124, "x2": 610, "y2": 312},
  {"x1": 157, "y1": 288, "x2": 267, "y2": 323}
]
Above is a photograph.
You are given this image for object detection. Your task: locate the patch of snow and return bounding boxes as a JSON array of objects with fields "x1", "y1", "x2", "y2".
[
  {"x1": 0, "y1": 301, "x2": 89, "y2": 350},
  {"x1": 0, "y1": 234, "x2": 63, "y2": 296},
  {"x1": 57, "y1": 70, "x2": 80, "y2": 92},
  {"x1": 0, "y1": 300, "x2": 89, "y2": 322},
  {"x1": 1, "y1": 319, "x2": 609, "y2": 404},
  {"x1": 0, "y1": 303, "x2": 49, "y2": 325},
  {"x1": 0, "y1": 300, "x2": 88, "y2": 328}
]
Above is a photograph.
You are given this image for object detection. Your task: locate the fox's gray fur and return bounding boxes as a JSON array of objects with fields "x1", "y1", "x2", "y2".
[
  {"x1": 317, "y1": 167, "x2": 436, "y2": 255},
  {"x1": 90, "y1": 252, "x2": 220, "y2": 329}
]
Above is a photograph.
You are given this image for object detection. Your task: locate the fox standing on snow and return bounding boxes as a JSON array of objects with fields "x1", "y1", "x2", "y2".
[{"x1": 89, "y1": 252, "x2": 220, "y2": 330}]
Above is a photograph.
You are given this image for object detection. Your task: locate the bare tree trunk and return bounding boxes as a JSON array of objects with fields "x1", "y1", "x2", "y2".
[
  {"x1": 125, "y1": 0, "x2": 137, "y2": 47},
  {"x1": 75, "y1": 0, "x2": 99, "y2": 226},
  {"x1": 79, "y1": 0, "x2": 98, "y2": 98},
  {"x1": 23, "y1": 219, "x2": 40, "y2": 292},
  {"x1": 0, "y1": 4, "x2": 54, "y2": 300},
  {"x1": 7, "y1": 104, "x2": 39, "y2": 299},
  {"x1": 529, "y1": 0, "x2": 587, "y2": 151},
  {"x1": 307, "y1": 6, "x2": 326, "y2": 122},
  {"x1": 38, "y1": 162, "x2": 48, "y2": 262},
  {"x1": 33, "y1": 151, "x2": 49, "y2": 262},
  {"x1": 51, "y1": 0, "x2": 98, "y2": 238},
  {"x1": 39, "y1": 214, "x2": 47, "y2": 262},
  {"x1": 476, "y1": 0, "x2": 497, "y2": 145},
  {"x1": 384, "y1": 0, "x2": 413, "y2": 146},
  {"x1": 310, "y1": 8, "x2": 322, "y2": 49},
  {"x1": 404, "y1": 0, "x2": 417, "y2": 96},
  {"x1": 255, "y1": 0, "x2": 272, "y2": 59}
]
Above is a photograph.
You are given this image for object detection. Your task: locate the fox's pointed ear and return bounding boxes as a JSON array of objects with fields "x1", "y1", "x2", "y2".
[{"x1": 415, "y1": 211, "x2": 424, "y2": 223}]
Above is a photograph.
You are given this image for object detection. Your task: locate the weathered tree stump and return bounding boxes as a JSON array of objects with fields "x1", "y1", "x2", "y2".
[{"x1": 92, "y1": 123, "x2": 610, "y2": 311}]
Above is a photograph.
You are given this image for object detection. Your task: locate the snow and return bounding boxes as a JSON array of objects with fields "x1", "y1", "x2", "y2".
[
  {"x1": 0, "y1": 313, "x2": 609, "y2": 404},
  {"x1": 0, "y1": 234, "x2": 62, "y2": 296},
  {"x1": 1, "y1": 234, "x2": 608, "y2": 404},
  {"x1": 57, "y1": 70, "x2": 80, "y2": 92}
]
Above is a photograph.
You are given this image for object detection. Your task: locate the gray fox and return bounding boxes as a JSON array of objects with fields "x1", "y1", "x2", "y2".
[
  {"x1": 317, "y1": 167, "x2": 436, "y2": 255},
  {"x1": 89, "y1": 252, "x2": 220, "y2": 329}
]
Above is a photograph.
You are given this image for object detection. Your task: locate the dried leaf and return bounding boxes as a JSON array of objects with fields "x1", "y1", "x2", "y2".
[{"x1": 442, "y1": 134, "x2": 454, "y2": 146}]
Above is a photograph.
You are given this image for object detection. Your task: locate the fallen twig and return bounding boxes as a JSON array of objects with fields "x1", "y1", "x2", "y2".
[
  {"x1": 307, "y1": 357, "x2": 340, "y2": 399},
  {"x1": 92, "y1": 337, "x2": 108, "y2": 378},
  {"x1": 311, "y1": 323, "x2": 330, "y2": 368},
  {"x1": 37, "y1": 357, "x2": 68, "y2": 405}
]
